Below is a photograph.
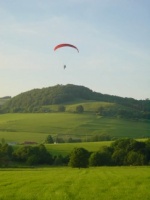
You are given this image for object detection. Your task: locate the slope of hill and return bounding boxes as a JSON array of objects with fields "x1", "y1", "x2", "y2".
[
  {"x1": 0, "y1": 84, "x2": 150, "y2": 119},
  {"x1": 0, "y1": 113, "x2": 150, "y2": 143}
]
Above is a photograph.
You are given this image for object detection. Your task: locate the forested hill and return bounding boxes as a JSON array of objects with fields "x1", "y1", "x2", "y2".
[{"x1": 1, "y1": 84, "x2": 150, "y2": 115}]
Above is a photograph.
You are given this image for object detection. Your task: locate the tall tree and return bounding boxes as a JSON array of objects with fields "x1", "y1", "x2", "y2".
[{"x1": 69, "y1": 147, "x2": 89, "y2": 168}]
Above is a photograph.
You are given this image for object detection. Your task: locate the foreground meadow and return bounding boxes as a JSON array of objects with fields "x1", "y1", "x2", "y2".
[{"x1": 0, "y1": 166, "x2": 150, "y2": 200}]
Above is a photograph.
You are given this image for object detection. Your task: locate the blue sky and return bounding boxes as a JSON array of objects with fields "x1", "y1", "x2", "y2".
[{"x1": 0, "y1": 0, "x2": 150, "y2": 99}]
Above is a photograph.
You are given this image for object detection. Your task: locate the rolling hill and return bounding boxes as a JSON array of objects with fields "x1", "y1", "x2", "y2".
[
  {"x1": 0, "y1": 84, "x2": 150, "y2": 120},
  {"x1": 0, "y1": 113, "x2": 150, "y2": 144},
  {"x1": 0, "y1": 85, "x2": 150, "y2": 143}
]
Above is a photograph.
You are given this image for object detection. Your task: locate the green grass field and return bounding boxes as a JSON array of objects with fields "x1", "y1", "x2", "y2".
[
  {"x1": 44, "y1": 101, "x2": 115, "y2": 112},
  {"x1": 0, "y1": 113, "x2": 150, "y2": 143},
  {"x1": 45, "y1": 141, "x2": 111, "y2": 156},
  {"x1": 0, "y1": 166, "x2": 150, "y2": 200}
]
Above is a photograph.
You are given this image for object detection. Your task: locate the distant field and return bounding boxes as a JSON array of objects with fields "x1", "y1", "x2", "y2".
[
  {"x1": 66, "y1": 101, "x2": 115, "y2": 112},
  {"x1": 0, "y1": 166, "x2": 150, "y2": 200},
  {"x1": 45, "y1": 141, "x2": 111, "y2": 156},
  {"x1": 44, "y1": 101, "x2": 115, "y2": 112},
  {"x1": 0, "y1": 113, "x2": 150, "y2": 143}
]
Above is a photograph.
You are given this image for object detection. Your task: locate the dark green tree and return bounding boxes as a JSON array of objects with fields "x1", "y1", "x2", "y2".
[
  {"x1": 0, "y1": 143, "x2": 13, "y2": 167},
  {"x1": 76, "y1": 105, "x2": 84, "y2": 113},
  {"x1": 69, "y1": 147, "x2": 89, "y2": 168},
  {"x1": 112, "y1": 149, "x2": 126, "y2": 166},
  {"x1": 126, "y1": 151, "x2": 146, "y2": 166},
  {"x1": 89, "y1": 150, "x2": 111, "y2": 166},
  {"x1": 45, "y1": 135, "x2": 54, "y2": 144},
  {"x1": 37, "y1": 144, "x2": 53, "y2": 164},
  {"x1": 13, "y1": 146, "x2": 32, "y2": 162},
  {"x1": 26, "y1": 155, "x2": 39, "y2": 166},
  {"x1": 89, "y1": 152, "x2": 100, "y2": 166},
  {"x1": 145, "y1": 139, "x2": 150, "y2": 163},
  {"x1": 13, "y1": 144, "x2": 53, "y2": 165}
]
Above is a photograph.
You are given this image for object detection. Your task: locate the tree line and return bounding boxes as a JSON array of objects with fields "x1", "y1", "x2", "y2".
[
  {"x1": 45, "y1": 134, "x2": 113, "y2": 144},
  {"x1": 69, "y1": 138, "x2": 150, "y2": 168},
  {"x1": 1, "y1": 138, "x2": 150, "y2": 168}
]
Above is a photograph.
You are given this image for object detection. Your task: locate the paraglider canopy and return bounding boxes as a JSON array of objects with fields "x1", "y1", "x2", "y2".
[{"x1": 54, "y1": 43, "x2": 79, "y2": 53}]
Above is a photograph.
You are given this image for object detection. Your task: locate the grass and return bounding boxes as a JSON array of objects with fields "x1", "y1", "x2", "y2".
[
  {"x1": 45, "y1": 141, "x2": 111, "y2": 156},
  {"x1": 0, "y1": 113, "x2": 150, "y2": 143},
  {"x1": 66, "y1": 101, "x2": 115, "y2": 112},
  {"x1": 44, "y1": 101, "x2": 115, "y2": 112},
  {"x1": 0, "y1": 166, "x2": 150, "y2": 200}
]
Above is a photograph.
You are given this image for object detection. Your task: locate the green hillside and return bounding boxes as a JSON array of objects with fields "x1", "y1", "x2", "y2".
[
  {"x1": 0, "y1": 113, "x2": 149, "y2": 144},
  {"x1": 0, "y1": 85, "x2": 150, "y2": 144},
  {"x1": 43, "y1": 101, "x2": 114, "y2": 112},
  {"x1": 1, "y1": 84, "x2": 150, "y2": 120}
]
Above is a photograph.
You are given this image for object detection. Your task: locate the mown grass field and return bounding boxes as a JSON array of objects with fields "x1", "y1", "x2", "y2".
[
  {"x1": 0, "y1": 166, "x2": 150, "y2": 200},
  {"x1": 0, "y1": 113, "x2": 150, "y2": 144}
]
